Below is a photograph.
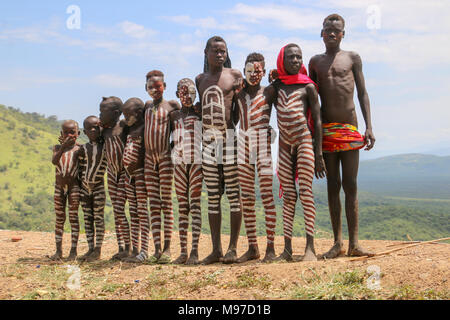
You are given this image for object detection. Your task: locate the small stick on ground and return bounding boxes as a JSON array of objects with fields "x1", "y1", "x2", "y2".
[
  {"x1": 350, "y1": 237, "x2": 450, "y2": 262},
  {"x1": 386, "y1": 241, "x2": 441, "y2": 247}
]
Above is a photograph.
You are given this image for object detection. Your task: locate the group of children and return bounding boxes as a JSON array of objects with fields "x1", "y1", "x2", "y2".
[{"x1": 49, "y1": 14, "x2": 375, "y2": 265}]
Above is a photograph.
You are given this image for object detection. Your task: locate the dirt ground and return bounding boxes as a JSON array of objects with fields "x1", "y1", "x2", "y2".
[{"x1": 0, "y1": 229, "x2": 448, "y2": 300}]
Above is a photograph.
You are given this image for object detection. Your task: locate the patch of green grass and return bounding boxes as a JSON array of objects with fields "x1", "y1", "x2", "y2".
[
  {"x1": 140, "y1": 269, "x2": 176, "y2": 299},
  {"x1": 389, "y1": 285, "x2": 450, "y2": 300},
  {"x1": 230, "y1": 270, "x2": 272, "y2": 290},
  {"x1": 290, "y1": 269, "x2": 376, "y2": 300},
  {"x1": 0, "y1": 263, "x2": 29, "y2": 279},
  {"x1": 101, "y1": 283, "x2": 127, "y2": 293},
  {"x1": 188, "y1": 270, "x2": 223, "y2": 292}
]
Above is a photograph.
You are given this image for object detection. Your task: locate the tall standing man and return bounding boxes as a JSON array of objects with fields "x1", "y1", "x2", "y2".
[
  {"x1": 309, "y1": 14, "x2": 376, "y2": 258},
  {"x1": 196, "y1": 36, "x2": 243, "y2": 264}
]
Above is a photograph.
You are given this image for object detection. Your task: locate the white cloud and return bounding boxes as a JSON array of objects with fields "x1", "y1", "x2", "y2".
[
  {"x1": 118, "y1": 21, "x2": 157, "y2": 39},
  {"x1": 163, "y1": 15, "x2": 244, "y2": 31},
  {"x1": 91, "y1": 74, "x2": 142, "y2": 89},
  {"x1": 229, "y1": 3, "x2": 326, "y2": 31},
  {"x1": 0, "y1": 70, "x2": 77, "y2": 92}
]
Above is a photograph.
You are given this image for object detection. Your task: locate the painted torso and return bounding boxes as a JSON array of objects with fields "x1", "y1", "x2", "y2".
[
  {"x1": 80, "y1": 142, "x2": 107, "y2": 187},
  {"x1": 144, "y1": 105, "x2": 171, "y2": 156},
  {"x1": 276, "y1": 87, "x2": 310, "y2": 144},
  {"x1": 123, "y1": 134, "x2": 144, "y2": 176}
]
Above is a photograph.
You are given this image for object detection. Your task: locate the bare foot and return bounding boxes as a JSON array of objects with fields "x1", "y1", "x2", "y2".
[
  {"x1": 186, "y1": 250, "x2": 199, "y2": 265},
  {"x1": 262, "y1": 247, "x2": 277, "y2": 263},
  {"x1": 201, "y1": 251, "x2": 223, "y2": 265},
  {"x1": 222, "y1": 249, "x2": 238, "y2": 264},
  {"x1": 348, "y1": 245, "x2": 375, "y2": 257},
  {"x1": 321, "y1": 242, "x2": 345, "y2": 259},
  {"x1": 276, "y1": 249, "x2": 293, "y2": 262},
  {"x1": 111, "y1": 250, "x2": 129, "y2": 261},
  {"x1": 129, "y1": 247, "x2": 139, "y2": 258},
  {"x1": 172, "y1": 253, "x2": 188, "y2": 265},
  {"x1": 78, "y1": 249, "x2": 94, "y2": 262},
  {"x1": 86, "y1": 248, "x2": 101, "y2": 262},
  {"x1": 237, "y1": 245, "x2": 260, "y2": 263},
  {"x1": 123, "y1": 251, "x2": 148, "y2": 263},
  {"x1": 65, "y1": 249, "x2": 77, "y2": 261},
  {"x1": 47, "y1": 251, "x2": 63, "y2": 261},
  {"x1": 302, "y1": 248, "x2": 318, "y2": 262}
]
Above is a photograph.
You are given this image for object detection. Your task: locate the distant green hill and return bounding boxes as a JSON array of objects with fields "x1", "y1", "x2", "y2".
[
  {"x1": 358, "y1": 154, "x2": 450, "y2": 199},
  {"x1": 0, "y1": 104, "x2": 448, "y2": 241}
]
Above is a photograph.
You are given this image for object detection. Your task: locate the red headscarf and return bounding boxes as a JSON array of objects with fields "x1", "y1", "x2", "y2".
[{"x1": 276, "y1": 45, "x2": 318, "y2": 135}]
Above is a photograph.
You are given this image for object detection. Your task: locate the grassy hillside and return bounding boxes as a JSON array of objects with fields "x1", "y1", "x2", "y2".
[
  {"x1": 0, "y1": 104, "x2": 448, "y2": 241},
  {"x1": 358, "y1": 154, "x2": 450, "y2": 199}
]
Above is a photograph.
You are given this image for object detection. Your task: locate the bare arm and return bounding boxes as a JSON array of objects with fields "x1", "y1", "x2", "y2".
[
  {"x1": 77, "y1": 145, "x2": 86, "y2": 182},
  {"x1": 352, "y1": 52, "x2": 375, "y2": 150},
  {"x1": 52, "y1": 145, "x2": 62, "y2": 166},
  {"x1": 231, "y1": 71, "x2": 244, "y2": 127},
  {"x1": 52, "y1": 136, "x2": 75, "y2": 165},
  {"x1": 306, "y1": 84, "x2": 326, "y2": 179},
  {"x1": 168, "y1": 100, "x2": 181, "y2": 150},
  {"x1": 308, "y1": 57, "x2": 318, "y2": 84}
]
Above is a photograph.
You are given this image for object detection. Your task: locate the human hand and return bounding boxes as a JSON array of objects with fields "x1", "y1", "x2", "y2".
[
  {"x1": 61, "y1": 135, "x2": 76, "y2": 149},
  {"x1": 315, "y1": 155, "x2": 327, "y2": 179},
  {"x1": 193, "y1": 102, "x2": 202, "y2": 115},
  {"x1": 234, "y1": 78, "x2": 244, "y2": 95},
  {"x1": 269, "y1": 69, "x2": 278, "y2": 83},
  {"x1": 364, "y1": 129, "x2": 376, "y2": 151}
]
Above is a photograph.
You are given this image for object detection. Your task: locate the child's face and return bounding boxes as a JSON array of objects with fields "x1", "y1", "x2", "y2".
[
  {"x1": 244, "y1": 61, "x2": 265, "y2": 86},
  {"x1": 99, "y1": 105, "x2": 120, "y2": 128},
  {"x1": 146, "y1": 76, "x2": 165, "y2": 100},
  {"x1": 177, "y1": 84, "x2": 196, "y2": 107},
  {"x1": 122, "y1": 105, "x2": 140, "y2": 127},
  {"x1": 284, "y1": 46, "x2": 303, "y2": 75},
  {"x1": 83, "y1": 117, "x2": 101, "y2": 142},
  {"x1": 206, "y1": 41, "x2": 227, "y2": 70},
  {"x1": 322, "y1": 20, "x2": 344, "y2": 47},
  {"x1": 61, "y1": 122, "x2": 79, "y2": 144}
]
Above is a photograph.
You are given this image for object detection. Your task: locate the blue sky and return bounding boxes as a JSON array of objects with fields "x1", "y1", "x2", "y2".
[{"x1": 1, "y1": 0, "x2": 450, "y2": 160}]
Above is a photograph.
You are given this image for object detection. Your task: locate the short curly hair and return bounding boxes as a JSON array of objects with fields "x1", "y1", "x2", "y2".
[
  {"x1": 146, "y1": 70, "x2": 164, "y2": 81},
  {"x1": 323, "y1": 14, "x2": 345, "y2": 28},
  {"x1": 245, "y1": 52, "x2": 265, "y2": 65}
]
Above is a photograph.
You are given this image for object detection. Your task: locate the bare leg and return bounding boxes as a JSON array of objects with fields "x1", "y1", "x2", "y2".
[
  {"x1": 322, "y1": 152, "x2": 345, "y2": 259},
  {"x1": 108, "y1": 171, "x2": 131, "y2": 260},
  {"x1": 341, "y1": 150, "x2": 374, "y2": 257},
  {"x1": 145, "y1": 156, "x2": 163, "y2": 261},
  {"x1": 66, "y1": 185, "x2": 80, "y2": 261},
  {"x1": 87, "y1": 183, "x2": 106, "y2": 262},
  {"x1": 173, "y1": 164, "x2": 189, "y2": 264},
  {"x1": 160, "y1": 154, "x2": 174, "y2": 262},
  {"x1": 302, "y1": 234, "x2": 317, "y2": 261},
  {"x1": 201, "y1": 143, "x2": 224, "y2": 265},
  {"x1": 257, "y1": 144, "x2": 277, "y2": 263},
  {"x1": 187, "y1": 164, "x2": 203, "y2": 265},
  {"x1": 277, "y1": 138, "x2": 296, "y2": 262},
  {"x1": 277, "y1": 237, "x2": 293, "y2": 262},
  {"x1": 202, "y1": 212, "x2": 223, "y2": 264},
  {"x1": 222, "y1": 161, "x2": 242, "y2": 264},
  {"x1": 79, "y1": 192, "x2": 95, "y2": 262},
  {"x1": 49, "y1": 186, "x2": 66, "y2": 261},
  {"x1": 297, "y1": 138, "x2": 317, "y2": 262},
  {"x1": 237, "y1": 163, "x2": 260, "y2": 263},
  {"x1": 263, "y1": 243, "x2": 277, "y2": 263}
]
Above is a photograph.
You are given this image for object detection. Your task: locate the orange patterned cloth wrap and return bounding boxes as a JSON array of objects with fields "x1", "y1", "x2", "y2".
[{"x1": 322, "y1": 123, "x2": 366, "y2": 153}]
